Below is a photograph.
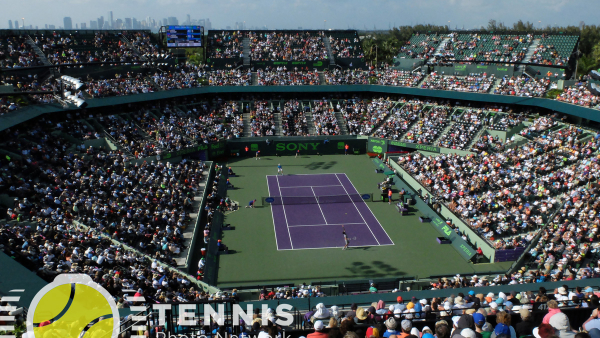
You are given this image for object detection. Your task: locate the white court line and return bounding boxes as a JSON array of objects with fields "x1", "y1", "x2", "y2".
[
  {"x1": 311, "y1": 187, "x2": 329, "y2": 224},
  {"x1": 334, "y1": 174, "x2": 380, "y2": 245},
  {"x1": 278, "y1": 243, "x2": 395, "y2": 251},
  {"x1": 288, "y1": 222, "x2": 365, "y2": 227},
  {"x1": 276, "y1": 175, "x2": 294, "y2": 249},
  {"x1": 266, "y1": 176, "x2": 280, "y2": 250},
  {"x1": 338, "y1": 173, "x2": 395, "y2": 245},
  {"x1": 280, "y1": 185, "x2": 343, "y2": 188}
]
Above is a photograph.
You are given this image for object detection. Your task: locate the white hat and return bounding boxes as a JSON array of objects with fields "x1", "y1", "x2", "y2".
[
  {"x1": 314, "y1": 321, "x2": 324, "y2": 331},
  {"x1": 461, "y1": 328, "x2": 476, "y2": 338},
  {"x1": 490, "y1": 302, "x2": 498, "y2": 309},
  {"x1": 420, "y1": 299, "x2": 428, "y2": 305},
  {"x1": 558, "y1": 287, "x2": 567, "y2": 295}
]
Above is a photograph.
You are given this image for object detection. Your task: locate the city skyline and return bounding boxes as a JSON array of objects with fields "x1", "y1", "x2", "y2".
[{"x1": 1, "y1": 0, "x2": 598, "y2": 32}]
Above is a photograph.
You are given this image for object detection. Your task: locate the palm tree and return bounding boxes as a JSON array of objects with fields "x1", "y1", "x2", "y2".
[{"x1": 577, "y1": 55, "x2": 599, "y2": 76}]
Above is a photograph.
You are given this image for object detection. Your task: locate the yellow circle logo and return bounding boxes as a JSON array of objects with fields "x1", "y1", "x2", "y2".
[{"x1": 27, "y1": 274, "x2": 120, "y2": 338}]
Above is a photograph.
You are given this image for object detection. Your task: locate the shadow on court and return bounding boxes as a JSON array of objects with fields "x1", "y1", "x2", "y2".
[
  {"x1": 305, "y1": 161, "x2": 337, "y2": 170},
  {"x1": 345, "y1": 261, "x2": 405, "y2": 278}
]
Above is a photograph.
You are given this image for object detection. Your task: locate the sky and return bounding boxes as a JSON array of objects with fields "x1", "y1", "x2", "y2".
[{"x1": 1, "y1": 0, "x2": 597, "y2": 30}]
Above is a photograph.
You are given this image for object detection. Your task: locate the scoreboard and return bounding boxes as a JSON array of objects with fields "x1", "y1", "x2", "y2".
[{"x1": 166, "y1": 26, "x2": 204, "y2": 47}]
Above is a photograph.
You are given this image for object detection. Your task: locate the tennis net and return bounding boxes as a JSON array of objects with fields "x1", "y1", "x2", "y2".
[{"x1": 262, "y1": 193, "x2": 373, "y2": 205}]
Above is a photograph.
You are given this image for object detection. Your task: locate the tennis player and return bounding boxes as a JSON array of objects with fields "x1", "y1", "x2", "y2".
[
  {"x1": 342, "y1": 225, "x2": 350, "y2": 250},
  {"x1": 277, "y1": 163, "x2": 283, "y2": 175}
]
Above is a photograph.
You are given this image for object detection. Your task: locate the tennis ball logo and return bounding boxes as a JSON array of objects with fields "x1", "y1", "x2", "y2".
[
  {"x1": 27, "y1": 274, "x2": 120, "y2": 338},
  {"x1": 372, "y1": 146, "x2": 383, "y2": 153}
]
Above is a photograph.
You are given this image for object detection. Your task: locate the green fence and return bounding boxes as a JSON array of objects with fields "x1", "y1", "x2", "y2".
[
  {"x1": 433, "y1": 64, "x2": 515, "y2": 77},
  {"x1": 227, "y1": 136, "x2": 366, "y2": 157}
]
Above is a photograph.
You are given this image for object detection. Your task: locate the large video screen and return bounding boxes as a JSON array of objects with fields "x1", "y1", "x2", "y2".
[{"x1": 166, "y1": 26, "x2": 204, "y2": 47}]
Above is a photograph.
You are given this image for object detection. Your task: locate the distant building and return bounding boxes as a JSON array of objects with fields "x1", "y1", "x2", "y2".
[
  {"x1": 90, "y1": 21, "x2": 98, "y2": 29},
  {"x1": 109, "y1": 11, "x2": 114, "y2": 29},
  {"x1": 64, "y1": 17, "x2": 73, "y2": 30},
  {"x1": 81, "y1": 23, "x2": 86, "y2": 29},
  {"x1": 48, "y1": 25, "x2": 56, "y2": 29},
  {"x1": 8, "y1": 20, "x2": 12, "y2": 29},
  {"x1": 167, "y1": 17, "x2": 178, "y2": 26},
  {"x1": 14, "y1": 20, "x2": 18, "y2": 29},
  {"x1": 125, "y1": 18, "x2": 132, "y2": 29}
]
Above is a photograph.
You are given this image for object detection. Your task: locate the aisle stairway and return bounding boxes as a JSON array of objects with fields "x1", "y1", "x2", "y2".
[
  {"x1": 242, "y1": 37, "x2": 251, "y2": 67},
  {"x1": 324, "y1": 36, "x2": 336, "y2": 67},
  {"x1": 335, "y1": 112, "x2": 349, "y2": 135},
  {"x1": 242, "y1": 112, "x2": 252, "y2": 136},
  {"x1": 518, "y1": 38, "x2": 541, "y2": 72}
]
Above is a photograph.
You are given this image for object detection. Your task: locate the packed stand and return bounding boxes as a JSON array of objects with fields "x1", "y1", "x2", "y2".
[
  {"x1": 37, "y1": 32, "x2": 145, "y2": 65},
  {"x1": 151, "y1": 64, "x2": 206, "y2": 90},
  {"x1": 341, "y1": 98, "x2": 394, "y2": 136},
  {"x1": 0, "y1": 35, "x2": 43, "y2": 68},
  {"x1": 96, "y1": 114, "x2": 158, "y2": 158},
  {"x1": 125, "y1": 31, "x2": 173, "y2": 62},
  {"x1": 328, "y1": 33, "x2": 364, "y2": 58},
  {"x1": 208, "y1": 69, "x2": 251, "y2": 86},
  {"x1": 421, "y1": 73, "x2": 495, "y2": 93},
  {"x1": 248, "y1": 31, "x2": 328, "y2": 61},
  {"x1": 494, "y1": 76, "x2": 552, "y2": 97},
  {"x1": 0, "y1": 73, "x2": 57, "y2": 104},
  {"x1": 86, "y1": 73, "x2": 156, "y2": 97},
  {"x1": 324, "y1": 69, "x2": 369, "y2": 85},
  {"x1": 250, "y1": 100, "x2": 276, "y2": 137},
  {"x1": 404, "y1": 105, "x2": 450, "y2": 144},
  {"x1": 0, "y1": 137, "x2": 209, "y2": 288},
  {"x1": 130, "y1": 108, "x2": 196, "y2": 152},
  {"x1": 556, "y1": 84, "x2": 600, "y2": 109},
  {"x1": 375, "y1": 70, "x2": 424, "y2": 87},
  {"x1": 471, "y1": 134, "x2": 506, "y2": 154},
  {"x1": 398, "y1": 121, "x2": 599, "y2": 244},
  {"x1": 312, "y1": 100, "x2": 340, "y2": 136},
  {"x1": 489, "y1": 113, "x2": 526, "y2": 131},
  {"x1": 372, "y1": 99, "x2": 421, "y2": 140},
  {"x1": 207, "y1": 31, "x2": 244, "y2": 59},
  {"x1": 281, "y1": 100, "x2": 310, "y2": 136},
  {"x1": 257, "y1": 67, "x2": 320, "y2": 85}
]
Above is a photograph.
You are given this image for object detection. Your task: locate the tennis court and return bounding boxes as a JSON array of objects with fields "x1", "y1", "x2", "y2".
[{"x1": 266, "y1": 173, "x2": 394, "y2": 250}]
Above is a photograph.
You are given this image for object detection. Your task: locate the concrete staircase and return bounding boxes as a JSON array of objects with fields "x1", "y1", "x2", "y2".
[
  {"x1": 490, "y1": 78, "x2": 503, "y2": 93},
  {"x1": 432, "y1": 37, "x2": 451, "y2": 57},
  {"x1": 335, "y1": 111, "x2": 349, "y2": 135},
  {"x1": 251, "y1": 72, "x2": 258, "y2": 85},
  {"x1": 518, "y1": 38, "x2": 541, "y2": 72},
  {"x1": 273, "y1": 109, "x2": 283, "y2": 136},
  {"x1": 242, "y1": 112, "x2": 252, "y2": 136},
  {"x1": 26, "y1": 35, "x2": 52, "y2": 66},
  {"x1": 304, "y1": 108, "x2": 317, "y2": 135},
  {"x1": 318, "y1": 71, "x2": 326, "y2": 85},
  {"x1": 242, "y1": 37, "x2": 251, "y2": 67},
  {"x1": 324, "y1": 36, "x2": 336, "y2": 67}
]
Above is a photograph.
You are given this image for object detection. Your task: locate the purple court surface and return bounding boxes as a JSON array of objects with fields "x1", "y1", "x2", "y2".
[{"x1": 266, "y1": 173, "x2": 394, "y2": 250}]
